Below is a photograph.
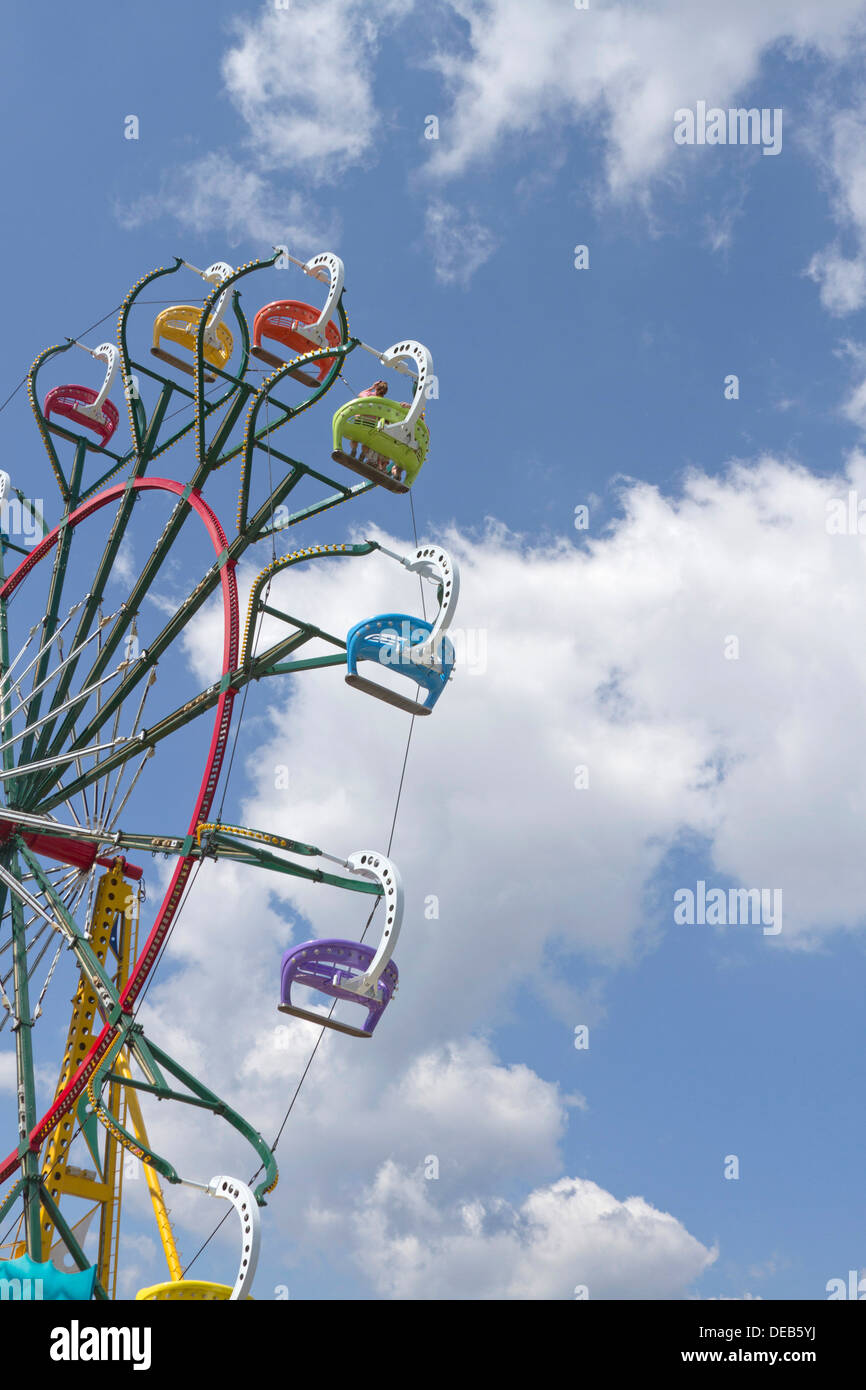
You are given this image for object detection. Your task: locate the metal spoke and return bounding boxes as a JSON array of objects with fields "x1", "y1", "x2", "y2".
[
  {"x1": 0, "y1": 602, "x2": 86, "y2": 701},
  {"x1": 27, "y1": 491, "x2": 141, "y2": 769},
  {"x1": 0, "y1": 621, "x2": 41, "y2": 699},
  {"x1": 70, "y1": 726, "x2": 92, "y2": 832},
  {"x1": 0, "y1": 732, "x2": 138, "y2": 783},
  {"x1": 0, "y1": 662, "x2": 128, "y2": 757},
  {"x1": 81, "y1": 861, "x2": 98, "y2": 940},
  {"x1": 0, "y1": 861, "x2": 73, "y2": 939},
  {"x1": 0, "y1": 867, "x2": 79, "y2": 956},
  {"x1": 100, "y1": 671, "x2": 157, "y2": 829},
  {"x1": 0, "y1": 873, "x2": 81, "y2": 962},
  {"x1": 105, "y1": 747, "x2": 153, "y2": 831},
  {"x1": 3, "y1": 616, "x2": 120, "y2": 726},
  {"x1": 0, "y1": 873, "x2": 90, "y2": 1033},
  {"x1": 31, "y1": 939, "x2": 61, "y2": 1017},
  {"x1": 0, "y1": 807, "x2": 108, "y2": 841}
]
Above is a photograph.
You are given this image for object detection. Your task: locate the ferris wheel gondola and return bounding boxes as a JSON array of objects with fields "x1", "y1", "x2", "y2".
[
  {"x1": 43, "y1": 342, "x2": 120, "y2": 449},
  {"x1": 331, "y1": 340, "x2": 433, "y2": 491},
  {"x1": 252, "y1": 251, "x2": 346, "y2": 388},
  {"x1": 151, "y1": 260, "x2": 235, "y2": 381},
  {"x1": 279, "y1": 851, "x2": 403, "y2": 1038},
  {"x1": 346, "y1": 544, "x2": 459, "y2": 714}
]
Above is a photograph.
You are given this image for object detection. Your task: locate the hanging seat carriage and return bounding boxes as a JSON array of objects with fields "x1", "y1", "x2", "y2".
[
  {"x1": 345, "y1": 612, "x2": 454, "y2": 715},
  {"x1": 330, "y1": 340, "x2": 433, "y2": 492},
  {"x1": 279, "y1": 851, "x2": 402, "y2": 1038},
  {"x1": 345, "y1": 544, "x2": 459, "y2": 716},
  {"x1": 43, "y1": 342, "x2": 120, "y2": 448},
  {"x1": 252, "y1": 252, "x2": 345, "y2": 388},
  {"x1": 151, "y1": 260, "x2": 234, "y2": 381}
]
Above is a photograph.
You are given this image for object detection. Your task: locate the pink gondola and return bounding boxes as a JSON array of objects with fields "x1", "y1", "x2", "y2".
[{"x1": 43, "y1": 385, "x2": 119, "y2": 448}]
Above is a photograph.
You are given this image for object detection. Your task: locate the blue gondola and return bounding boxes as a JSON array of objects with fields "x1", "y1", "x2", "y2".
[
  {"x1": 345, "y1": 544, "x2": 460, "y2": 717},
  {"x1": 345, "y1": 612, "x2": 454, "y2": 716}
]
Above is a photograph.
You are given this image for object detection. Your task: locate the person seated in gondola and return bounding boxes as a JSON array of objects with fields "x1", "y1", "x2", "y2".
[
  {"x1": 348, "y1": 381, "x2": 396, "y2": 479},
  {"x1": 349, "y1": 381, "x2": 422, "y2": 486}
]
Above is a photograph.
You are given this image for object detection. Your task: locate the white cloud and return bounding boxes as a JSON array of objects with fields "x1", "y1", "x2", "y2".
[
  {"x1": 832, "y1": 340, "x2": 866, "y2": 431},
  {"x1": 424, "y1": 199, "x2": 497, "y2": 284},
  {"x1": 173, "y1": 453, "x2": 866, "y2": 1026},
  {"x1": 427, "y1": 0, "x2": 866, "y2": 196},
  {"x1": 807, "y1": 102, "x2": 866, "y2": 314},
  {"x1": 349, "y1": 1165, "x2": 716, "y2": 1299},
  {"x1": 222, "y1": 0, "x2": 411, "y2": 179},
  {"x1": 112, "y1": 448, "x2": 866, "y2": 1293},
  {"x1": 113, "y1": 1234, "x2": 161, "y2": 1301},
  {"x1": 115, "y1": 0, "x2": 866, "y2": 292},
  {"x1": 115, "y1": 0, "x2": 409, "y2": 245},
  {"x1": 844, "y1": 371, "x2": 866, "y2": 428},
  {"x1": 117, "y1": 152, "x2": 333, "y2": 250},
  {"x1": 808, "y1": 245, "x2": 866, "y2": 316},
  {"x1": 111, "y1": 539, "x2": 136, "y2": 588}
]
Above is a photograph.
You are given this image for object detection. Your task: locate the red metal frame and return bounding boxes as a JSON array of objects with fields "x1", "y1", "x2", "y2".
[{"x1": 0, "y1": 476, "x2": 238, "y2": 1185}]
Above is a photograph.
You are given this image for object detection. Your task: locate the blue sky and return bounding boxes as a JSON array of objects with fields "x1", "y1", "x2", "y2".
[{"x1": 2, "y1": 0, "x2": 866, "y2": 1300}]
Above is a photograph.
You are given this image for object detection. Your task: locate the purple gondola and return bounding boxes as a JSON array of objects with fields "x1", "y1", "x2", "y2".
[
  {"x1": 280, "y1": 939, "x2": 399, "y2": 1038},
  {"x1": 278, "y1": 851, "x2": 402, "y2": 1039}
]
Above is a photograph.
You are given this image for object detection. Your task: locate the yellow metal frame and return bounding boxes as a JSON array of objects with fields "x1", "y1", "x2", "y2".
[
  {"x1": 37, "y1": 861, "x2": 130, "y2": 1291},
  {"x1": 30, "y1": 861, "x2": 185, "y2": 1297},
  {"x1": 115, "y1": 1052, "x2": 183, "y2": 1283}
]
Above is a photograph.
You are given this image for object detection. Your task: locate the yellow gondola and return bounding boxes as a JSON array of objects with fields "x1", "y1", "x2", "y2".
[{"x1": 151, "y1": 261, "x2": 234, "y2": 381}]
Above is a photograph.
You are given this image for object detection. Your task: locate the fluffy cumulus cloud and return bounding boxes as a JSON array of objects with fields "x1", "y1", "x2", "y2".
[
  {"x1": 841, "y1": 342, "x2": 866, "y2": 430},
  {"x1": 222, "y1": 0, "x2": 411, "y2": 178},
  {"x1": 804, "y1": 97, "x2": 866, "y2": 449},
  {"x1": 202, "y1": 453, "x2": 866, "y2": 957},
  {"x1": 350, "y1": 1165, "x2": 715, "y2": 1300},
  {"x1": 104, "y1": 447, "x2": 866, "y2": 1294},
  {"x1": 426, "y1": 0, "x2": 866, "y2": 194}
]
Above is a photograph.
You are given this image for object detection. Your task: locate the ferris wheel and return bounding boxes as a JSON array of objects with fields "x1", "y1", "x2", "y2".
[{"x1": 0, "y1": 248, "x2": 459, "y2": 1300}]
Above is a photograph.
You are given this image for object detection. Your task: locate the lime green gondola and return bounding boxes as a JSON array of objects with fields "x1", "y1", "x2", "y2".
[{"x1": 331, "y1": 396, "x2": 429, "y2": 493}]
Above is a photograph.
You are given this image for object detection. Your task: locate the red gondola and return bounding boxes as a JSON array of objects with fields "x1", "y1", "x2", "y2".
[{"x1": 252, "y1": 252, "x2": 345, "y2": 388}]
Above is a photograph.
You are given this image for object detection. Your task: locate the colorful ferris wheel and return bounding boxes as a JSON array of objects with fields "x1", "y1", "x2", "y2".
[{"x1": 0, "y1": 249, "x2": 458, "y2": 1300}]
